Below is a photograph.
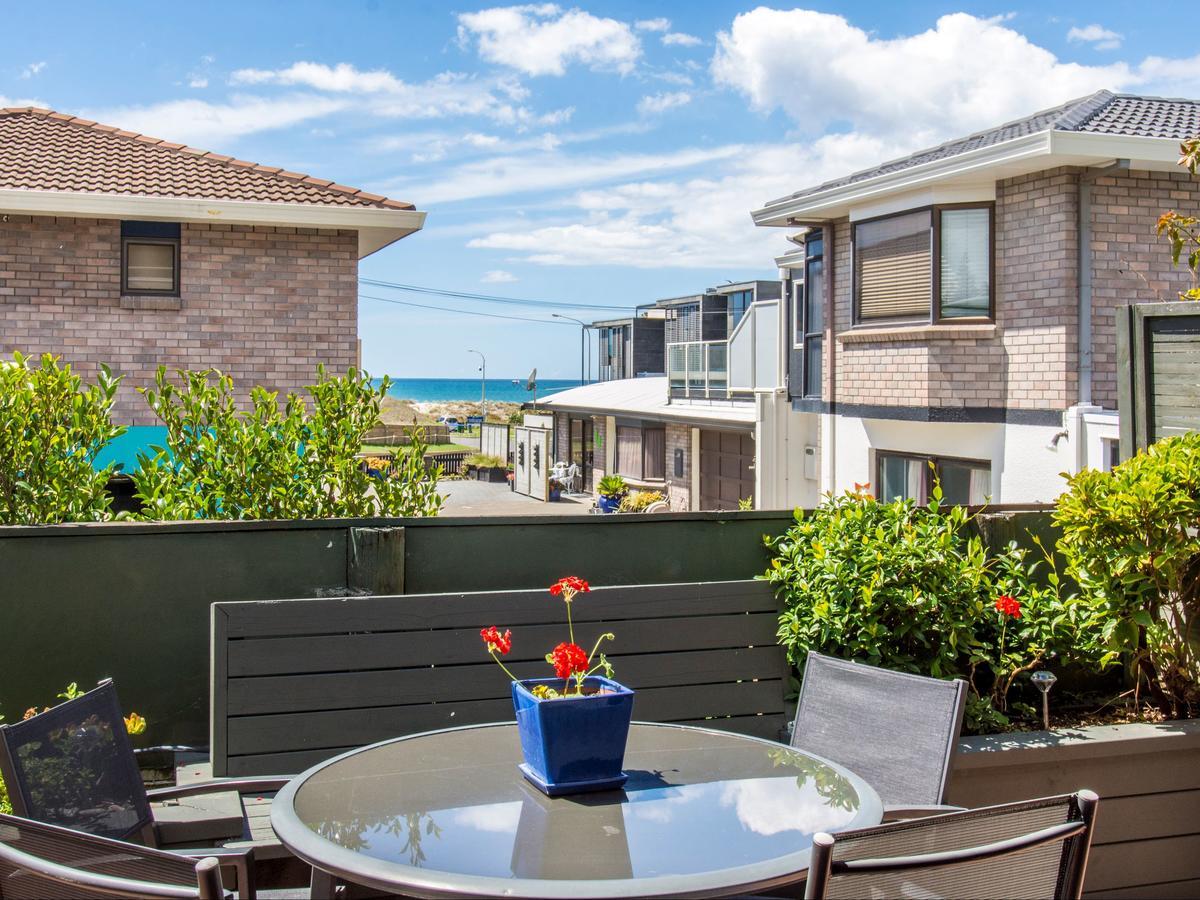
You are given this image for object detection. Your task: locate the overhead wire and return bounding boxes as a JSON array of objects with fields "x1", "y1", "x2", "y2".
[
  {"x1": 359, "y1": 292, "x2": 574, "y2": 325},
  {"x1": 358, "y1": 277, "x2": 638, "y2": 312}
]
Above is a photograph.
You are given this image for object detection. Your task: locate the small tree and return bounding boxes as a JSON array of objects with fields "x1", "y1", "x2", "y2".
[
  {"x1": 1156, "y1": 138, "x2": 1200, "y2": 301},
  {"x1": 134, "y1": 365, "x2": 443, "y2": 520},
  {"x1": 0, "y1": 352, "x2": 124, "y2": 525}
]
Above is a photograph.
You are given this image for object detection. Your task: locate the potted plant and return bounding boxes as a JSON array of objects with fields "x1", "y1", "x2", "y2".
[
  {"x1": 596, "y1": 474, "x2": 627, "y2": 514},
  {"x1": 467, "y1": 453, "x2": 509, "y2": 483},
  {"x1": 481, "y1": 576, "x2": 634, "y2": 796},
  {"x1": 548, "y1": 477, "x2": 564, "y2": 502}
]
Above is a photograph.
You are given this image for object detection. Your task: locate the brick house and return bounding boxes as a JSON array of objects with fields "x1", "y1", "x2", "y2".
[
  {"x1": 0, "y1": 107, "x2": 424, "y2": 427},
  {"x1": 750, "y1": 91, "x2": 1200, "y2": 507}
]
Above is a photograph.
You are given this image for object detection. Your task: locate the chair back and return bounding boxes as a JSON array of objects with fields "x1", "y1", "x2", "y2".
[
  {"x1": 0, "y1": 813, "x2": 227, "y2": 899},
  {"x1": 0, "y1": 680, "x2": 153, "y2": 842},
  {"x1": 791, "y1": 652, "x2": 967, "y2": 808},
  {"x1": 804, "y1": 791, "x2": 1099, "y2": 900}
]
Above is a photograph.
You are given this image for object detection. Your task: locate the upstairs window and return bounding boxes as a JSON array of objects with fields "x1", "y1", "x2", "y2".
[
  {"x1": 121, "y1": 221, "x2": 180, "y2": 296},
  {"x1": 726, "y1": 289, "x2": 753, "y2": 333},
  {"x1": 853, "y1": 205, "x2": 992, "y2": 324}
]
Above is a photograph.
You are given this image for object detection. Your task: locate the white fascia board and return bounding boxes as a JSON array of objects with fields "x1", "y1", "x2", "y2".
[
  {"x1": 1048, "y1": 131, "x2": 1189, "y2": 167},
  {"x1": 751, "y1": 131, "x2": 1053, "y2": 226},
  {"x1": 847, "y1": 183, "x2": 996, "y2": 222},
  {"x1": 0, "y1": 188, "x2": 427, "y2": 259}
]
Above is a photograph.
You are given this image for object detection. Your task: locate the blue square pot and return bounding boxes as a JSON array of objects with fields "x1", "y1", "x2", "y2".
[{"x1": 511, "y1": 676, "x2": 635, "y2": 796}]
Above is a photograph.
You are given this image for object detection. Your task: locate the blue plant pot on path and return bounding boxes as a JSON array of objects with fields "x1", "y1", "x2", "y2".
[
  {"x1": 597, "y1": 494, "x2": 622, "y2": 514},
  {"x1": 512, "y1": 676, "x2": 635, "y2": 796}
]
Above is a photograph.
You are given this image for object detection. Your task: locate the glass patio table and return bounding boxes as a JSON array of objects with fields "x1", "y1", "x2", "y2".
[{"x1": 270, "y1": 721, "x2": 883, "y2": 899}]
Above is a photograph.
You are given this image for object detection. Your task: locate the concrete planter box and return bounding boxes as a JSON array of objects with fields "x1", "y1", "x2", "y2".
[
  {"x1": 948, "y1": 720, "x2": 1200, "y2": 899},
  {"x1": 472, "y1": 466, "x2": 509, "y2": 483}
]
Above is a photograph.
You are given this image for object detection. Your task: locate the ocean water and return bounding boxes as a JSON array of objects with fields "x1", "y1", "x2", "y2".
[{"x1": 377, "y1": 377, "x2": 582, "y2": 404}]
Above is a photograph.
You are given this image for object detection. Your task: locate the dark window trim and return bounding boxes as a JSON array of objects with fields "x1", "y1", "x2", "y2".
[
  {"x1": 874, "y1": 449, "x2": 991, "y2": 504},
  {"x1": 851, "y1": 202, "x2": 994, "y2": 327},
  {"x1": 802, "y1": 228, "x2": 825, "y2": 399},
  {"x1": 121, "y1": 235, "x2": 180, "y2": 297}
]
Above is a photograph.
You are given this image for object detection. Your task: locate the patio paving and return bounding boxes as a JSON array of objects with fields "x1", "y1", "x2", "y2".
[{"x1": 437, "y1": 478, "x2": 594, "y2": 516}]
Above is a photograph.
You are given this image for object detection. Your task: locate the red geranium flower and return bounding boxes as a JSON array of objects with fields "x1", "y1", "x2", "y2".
[
  {"x1": 549, "y1": 642, "x2": 588, "y2": 679},
  {"x1": 994, "y1": 595, "x2": 1022, "y2": 619},
  {"x1": 550, "y1": 576, "x2": 590, "y2": 597},
  {"x1": 480, "y1": 626, "x2": 512, "y2": 655}
]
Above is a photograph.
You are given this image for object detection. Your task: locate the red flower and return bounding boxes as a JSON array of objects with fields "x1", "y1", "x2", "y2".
[
  {"x1": 994, "y1": 595, "x2": 1022, "y2": 619},
  {"x1": 480, "y1": 626, "x2": 512, "y2": 655},
  {"x1": 550, "y1": 576, "x2": 590, "y2": 597},
  {"x1": 549, "y1": 642, "x2": 588, "y2": 679}
]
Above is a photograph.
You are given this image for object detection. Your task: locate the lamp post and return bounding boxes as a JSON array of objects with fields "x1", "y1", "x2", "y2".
[
  {"x1": 468, "y1": 349, "x2": 486, "y2": 423},
  {"x1": 552, "y1": 314, "x2": 589, "y2": 386}
]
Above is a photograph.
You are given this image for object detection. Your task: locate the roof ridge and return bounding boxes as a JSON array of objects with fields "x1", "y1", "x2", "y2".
[
  {"x1": 1052, "y1": 89, "x2": 1115, "y2": 132},
  {"x1": 0, "y1": 106, "x2": 413, "y2": 210}
]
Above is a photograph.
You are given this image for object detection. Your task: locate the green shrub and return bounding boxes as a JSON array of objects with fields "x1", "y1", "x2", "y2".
[
  {"x1": 1055, "y1": 432, "x2": 1200, "y2": 717},
  {"x1": 764, "y1": 486, "x2": 1090, "y2": 731},
  {"x1": 133, "y1": 365, "x2": 443, "y2": 520},
  {"x1": 465, "y1": 453, "x2": 506, "y2": 468},
  {"x1": 0, "y1": 352, "x2": 124, "y2": 525}
]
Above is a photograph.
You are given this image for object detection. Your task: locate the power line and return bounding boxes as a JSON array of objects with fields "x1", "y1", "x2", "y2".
[
  {"x1": 359, "y1": 292, "x2": 574, "y2": 326},
  {"x1": 358, "y1": 277, "x2": 638, "y2": 312}
]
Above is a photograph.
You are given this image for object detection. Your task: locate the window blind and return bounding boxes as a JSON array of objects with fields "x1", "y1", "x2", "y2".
[
  {"x1": 126, "y1": 242, "x2": 175, "y2": 292},
  {"x1": 643, "y1": 428, "x2": 665, "y2": 480},
  {"x1": 855, "y1": 210, "x2": 931, "y2": 320},
  {"x1": 939, "y1": 208, "x2": 991, "y2": 317}
]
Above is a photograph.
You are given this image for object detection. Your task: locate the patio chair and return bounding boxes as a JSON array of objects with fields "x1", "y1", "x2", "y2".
[
  {"x1": 0, "y1": 812, "x2": 230, "y2": 898},
  {"x1": 0, "y1": 679, "x2": 290, "y2": 899},
  {"x1": 791, "y1": 651, "x2": 968, "y2": 819},
  {"x1": 804, "y1": 790, "x2": 1099, "y2": 900}
]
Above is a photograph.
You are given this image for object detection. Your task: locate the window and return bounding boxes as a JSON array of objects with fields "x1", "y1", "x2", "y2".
[
  {"x1": 121, "y1": 221, "x2": 180, "y2": 296},
  {"x1": 727, "y1": 289, "x2": 753, "y2": 333},
  {"x1": 615, "y1": 425, "x2": 665, "y2": 481},
  {"x1": 876, "y1": 452, "x2": 990, "y2": 506},
  {"x1": 853, "y1": 205, "x2": 992, "y2": 323},
  {"x1": 802, "y1": 232, "x2": 824, "y2": 398}
]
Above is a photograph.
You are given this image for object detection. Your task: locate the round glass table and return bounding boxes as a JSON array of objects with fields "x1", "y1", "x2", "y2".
[{"x1": 270, "y1": 722, "x2": 883, "y2": 899}]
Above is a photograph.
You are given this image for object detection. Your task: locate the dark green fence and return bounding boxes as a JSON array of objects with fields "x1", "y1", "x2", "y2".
[{"x1": 0, "y1": 506, "x2": 1054, "y2": 747}]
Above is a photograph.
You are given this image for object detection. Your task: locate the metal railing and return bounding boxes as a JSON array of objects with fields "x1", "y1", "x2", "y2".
[{"x1": 667, "y1": 341, "x2": 729, "y2": 399}]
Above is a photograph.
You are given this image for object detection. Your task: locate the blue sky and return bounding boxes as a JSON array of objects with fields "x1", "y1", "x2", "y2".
[{"x1": 3, "y1": 1, "x2": 1198, "y2": 378}]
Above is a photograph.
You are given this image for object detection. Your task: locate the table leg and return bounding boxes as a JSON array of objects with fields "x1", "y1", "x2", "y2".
[{"x1": 309, "y1": 865, "x2": 338, "y2": 899}]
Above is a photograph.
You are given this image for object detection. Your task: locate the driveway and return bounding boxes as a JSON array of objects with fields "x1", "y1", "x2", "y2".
[{"x1": 437, "y1": 478, "x2": 594, "y2": 517}]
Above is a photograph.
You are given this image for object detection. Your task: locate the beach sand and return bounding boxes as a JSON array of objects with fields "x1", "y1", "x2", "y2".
[{"x1": 380, "y1": 396, "x2": 524, "y2": 425}]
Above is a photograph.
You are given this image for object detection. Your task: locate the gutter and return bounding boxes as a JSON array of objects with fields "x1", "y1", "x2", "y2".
[{"x1": 1077, "y1": 160, "x2": 1128, "y2": 405}]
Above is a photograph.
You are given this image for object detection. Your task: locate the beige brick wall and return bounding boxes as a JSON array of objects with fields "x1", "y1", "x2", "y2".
[
  {"x1": 830, "y1": 168, "x2": 1081, "y2": 412},
  {"x1": 1089, "y1": 168, "x2": 1199, "y2": 408},
  {"x1": 0, "y1": 215, "x2": 358, "y2": 425},
  {"x1": 665, "y1": 422, "x2": 692, "y2": 511}
]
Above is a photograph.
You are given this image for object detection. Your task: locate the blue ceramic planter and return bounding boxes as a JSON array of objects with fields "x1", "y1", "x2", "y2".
[
  {"x1": 512, "y1": 676, "x2": 635, "y2": 796},
  {"x1": 597, "y1": 494, "x2": 623, "y2": 514}
]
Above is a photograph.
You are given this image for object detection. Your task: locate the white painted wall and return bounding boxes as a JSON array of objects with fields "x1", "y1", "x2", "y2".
[
  {"x1": 756, "y1": 393, "x2": 821, "y2": 509},
  {"x1": 827, "y1": 415, "x2": 1073, "y2": 504}
]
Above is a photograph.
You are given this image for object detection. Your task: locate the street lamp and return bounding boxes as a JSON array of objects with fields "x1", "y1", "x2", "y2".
[
  {"x1": 467, "y1": 349, "x2": 487, "y2": 422},
  {"x1": 552, "y1": 314, "x2": 589, "y2": 386}
]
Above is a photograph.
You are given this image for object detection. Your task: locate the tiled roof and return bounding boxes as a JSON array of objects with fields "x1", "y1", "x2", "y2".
[
  {"x1": 779, "y1": 91, "x2": 1200, "y2": 202},
  {"x1": 0, "y1": 107, "x2": 413, "y2": 210}
]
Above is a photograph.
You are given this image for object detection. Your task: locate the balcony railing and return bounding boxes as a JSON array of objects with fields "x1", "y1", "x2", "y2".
[{"x1": 667, "y1": 341, "x2": 729, "y2": 399}]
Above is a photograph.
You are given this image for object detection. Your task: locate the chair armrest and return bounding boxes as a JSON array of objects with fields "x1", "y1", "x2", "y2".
[
  {"x1": 882, "y1": 804, "x2": 967, "y2": 822},
  {"x1": 148, "y1": 777, "x2": 291, "y2": 801},
  {"x1": 171, "y1": 845, "x2": 255, "y2": 863}
]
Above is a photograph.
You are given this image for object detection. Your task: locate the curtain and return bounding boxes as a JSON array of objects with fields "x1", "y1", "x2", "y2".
[
  {"x1": 616, "y1": 426, "x2": 642, "y2": 479},
  {"x1": 855, "y1": 210, "x2": 931, "y2": 320},
  {"x1": 643, "y1": 428, "x2": 666, "y2": 480}
]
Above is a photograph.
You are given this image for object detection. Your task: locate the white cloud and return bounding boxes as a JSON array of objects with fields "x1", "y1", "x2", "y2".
[
  {"x1": 188, "y1": 77, "x2": 209, "y2": 89},
  {"x1": 457, "y1": 5, "x2": 641, "y2": 76},
  {"x1": 481, "y1": 269, "x2": 518, "y2": 283},
  {"x1": 637, "y1": 91, "x2": 691, "y2": 115},
  {"x1": 20, "y1": 61, "x2": 46, "y2": 79},
  {"x1": 411, "y1": 144, "x2": 745, "y2": 204},
  {"x1": 0, "y1": 93, "x2": 45, "y2": 108},
  {"x1": 232, "y1": 61, "x2": 405, "y2": 92},
  {"x1": 86, "y1": 94, "x2": 348, "y2": 145},
  {"x1": 662, "y1": 32, "x2": 702, "y2": 47},
  {"x1": 635, "y1": 17, "x2": 671, "y2": 33},
  {"x1": 1067, "y1": 24, "x2": 1123, "y2": 51}
]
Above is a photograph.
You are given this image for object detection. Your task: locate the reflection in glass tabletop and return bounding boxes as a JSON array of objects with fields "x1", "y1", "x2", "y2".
[{"x1": 272, "y1": 722, "x2": 883, "y2": 899}]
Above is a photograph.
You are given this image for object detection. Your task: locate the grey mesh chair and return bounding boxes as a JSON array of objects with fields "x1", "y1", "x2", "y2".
[
  {"x1": 792, "y1": 652, "x2": 968, "y2": 819},
  {"x1": 0, "y1": 680, "x2": 289, "y2": 898},
  {"x1": 805, "y1": 790, "x2": 1099, "y2": 900},
  {"x1": 0, "y1": 812, "x2": 229, "y2": 898}
]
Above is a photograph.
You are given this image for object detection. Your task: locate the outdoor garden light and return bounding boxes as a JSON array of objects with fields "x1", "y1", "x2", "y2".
[{"x1": 1031, "y1": 670, "x2": 1058, "y2": 730}]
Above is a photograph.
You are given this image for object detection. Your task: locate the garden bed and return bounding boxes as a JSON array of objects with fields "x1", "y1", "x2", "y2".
[{"x1": 950, "y1": 719, "x2": 1200, "y2": 898}]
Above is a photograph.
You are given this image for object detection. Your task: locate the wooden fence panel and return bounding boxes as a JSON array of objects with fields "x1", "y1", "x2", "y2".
[{"x1": 211, "y1": 580, "x2": 789, "y2": 776}]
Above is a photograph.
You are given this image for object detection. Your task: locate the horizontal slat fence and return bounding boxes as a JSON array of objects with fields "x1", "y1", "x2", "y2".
[{"x1": 211, "y1": 580, "x2": 788, "y2": 776}]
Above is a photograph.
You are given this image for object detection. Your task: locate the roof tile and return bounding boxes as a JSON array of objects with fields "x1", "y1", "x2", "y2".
[{"x1": 0, "y1": 107, "x2": 415, "y2": 210}]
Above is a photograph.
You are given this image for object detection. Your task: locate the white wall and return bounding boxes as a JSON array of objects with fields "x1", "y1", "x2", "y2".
[
  {"x1": 828, "y1": 416, "x2": 1072, "y2": 504},
  {"x1": 756, "y1": 394, "x2": 821, "y2": 509}
]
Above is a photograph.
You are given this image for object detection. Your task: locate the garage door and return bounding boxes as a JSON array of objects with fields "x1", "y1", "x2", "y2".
[{"x1": 700, "y1": 430, "x2": 754, "y2": 511}]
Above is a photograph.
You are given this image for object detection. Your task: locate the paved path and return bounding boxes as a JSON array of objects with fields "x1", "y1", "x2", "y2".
[{"x1": 437, "y1": 478, "x2": 594, "y2": 517}]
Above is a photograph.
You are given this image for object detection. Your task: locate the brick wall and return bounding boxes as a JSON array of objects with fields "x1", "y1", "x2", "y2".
[
  {"x1": 590, "y1": 416, "x2": 608, "y2": 485},
  {"x1": 1089, "y1": 168, "x2": 1199, "y2": 408},
  {"x1": 0, "y1": 215, "x2": 358, "y2": 424},
  {"x1": 665, "y1": 422, "x2": 692, "y2": 511},
  {"x1": 554, "y1": 412, "x2": 570, "y2": 465},
  {"x1": 829, "y1": 167, "x2": 1081, "y2": 413}
]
